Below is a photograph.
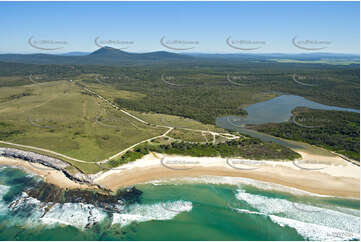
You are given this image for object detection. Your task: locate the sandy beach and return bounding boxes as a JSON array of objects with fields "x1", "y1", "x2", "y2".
[
  {"x1": 0, "y1": 156, "x2": 91, "y2": 190},
  {"x1": 0, "y1": 151, "x2": 359, "y2": 198},
  {"x1": 93, "y1": 152, "x2": 360, "y2": 198}
]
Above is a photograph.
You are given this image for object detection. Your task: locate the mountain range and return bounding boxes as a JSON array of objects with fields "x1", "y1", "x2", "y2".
[
  {"x1": 0, "y1": 47, "x2": 358, "y2": 66},
  {"x1": 0, "y1": 47, "x2": 192, "y2": 66}
]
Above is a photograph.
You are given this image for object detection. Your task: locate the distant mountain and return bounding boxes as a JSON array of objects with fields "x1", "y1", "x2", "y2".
[
  {"x1": 89, "y1": 46, "x2": 189, "y2": 61},
  {"x1": 0, "y1": 48, "x2": 358, "y2": 66},
  {"x1": 89, "y1": 47, "x2": 131, "y2": 57},
  {"x1": 0, "y1": 47, "x2": 192, "y2": 66}
]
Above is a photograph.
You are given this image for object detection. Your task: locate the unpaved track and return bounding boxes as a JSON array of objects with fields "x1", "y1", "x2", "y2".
[
  {"x1": 78, "y1": 82, "x2": 241, "y2": 162},
  {"x1": 0, "y1": 140, "x2": 89, "y2": 163},
  {"x1": 0, "y1": 81, "x2": 238, "y2": 166}
]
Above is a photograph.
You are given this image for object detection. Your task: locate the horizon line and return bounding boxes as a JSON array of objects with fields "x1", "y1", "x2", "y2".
[{"x1": 0, "y1": 49, "x2": 360, "y2": 56}]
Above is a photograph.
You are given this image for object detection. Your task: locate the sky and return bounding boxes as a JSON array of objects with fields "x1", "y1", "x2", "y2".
[{"x1": 0, "y1": 1, "x2": 359, "y2": 54}]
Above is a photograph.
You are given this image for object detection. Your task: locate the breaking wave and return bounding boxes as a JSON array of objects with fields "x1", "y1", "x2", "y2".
[
  {"x1": 147, "y1": 176, "x2": 331, "y2": 197},
  {"x1": 112, "y1": 200, "x2": 192, "y2": 227},
  {"x1": 2, "y1": 187, "x2": 192, "y2": 230},
  {"x1": 0, "y1": 185, "x2": 10, "y2": 215},
  {"x1": 234, "y1": 189, "x2": 360, "y2": 241},
  {"x1": 6, "y1": 192, "x2": 107, "y2": 229}
]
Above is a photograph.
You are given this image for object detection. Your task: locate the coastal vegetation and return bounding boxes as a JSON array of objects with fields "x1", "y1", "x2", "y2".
[
  {"x1": 0, "y1": 58, "x2": 359, "y2": 125},
  {"x1": 249, "y1": 107, "x2": 360, "y2": 161},
  {"x1": 104, "y1": 136, "x2": 301, "y2": 168},
  {"x1": 0, "y1": 54, "x2": 359, "y2": 172}
]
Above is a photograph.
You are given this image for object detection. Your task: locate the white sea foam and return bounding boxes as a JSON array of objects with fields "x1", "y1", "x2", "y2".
[
  {"x1": 3, "y1": 190, "x2": 192, "y2": 230},
  {"x1": 234, "y1": 188, "x2": 360, "y2": 240},
  {"x1": 0, "y1": 184, "x2": 10, "y2": 214},
  {"x1": 41, "y1": 203, "x2": 107, "y2": 229},
  {"x1": 233, "y1": 205, "x2": 359, "y2": 240},
  {"x1": 8, "y1": 192, "x2": 42, "y2": 212},
  {"x1": 233, "y1": 208, "x2": 265, "y2": 216},
  {"x1": 269, "y1": 215, "x2": 360, "y2": 241},
  {"x1": 112, "y1": 200, "x2": 192, "y2": 227},
  {"x1": 5, "y1": 192, "x2": 107, "y2": 229},
  {"x1": 5, "y1": 192, "x2": 46, "y2": 227},
  {"x1": 147, "y1": 176, "x2": 331, "y2": 197},
  {"x1": 0, "y1": 184, "x2": 9, "y2": 198}
]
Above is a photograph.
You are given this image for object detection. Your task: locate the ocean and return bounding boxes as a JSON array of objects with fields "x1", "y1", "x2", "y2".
[{"x1": 0, "y1": 166, "x2": 359, "y2": 241}]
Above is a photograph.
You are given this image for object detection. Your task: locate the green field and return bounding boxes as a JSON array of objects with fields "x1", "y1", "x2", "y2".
[
  {"x1": 0, "y1": 77, "x2": 235, "y2": 173},
  {"x1": 0, "y1": 60, "x2": 358, "y2": 173},
  {"x1": 168, "y1": 128, "x2": 210, "y2": 143},
  {"x1": 0, "y1": 80, "x2": 169, "y2": 171}
]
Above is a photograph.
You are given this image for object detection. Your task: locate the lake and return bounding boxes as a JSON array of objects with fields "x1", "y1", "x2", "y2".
[
  {"x1": 218, "y1": 94, "x2": 359, "y2": 127},
  {"x1": 216, "y1": 94, "x2": 360, "y2": 152}
]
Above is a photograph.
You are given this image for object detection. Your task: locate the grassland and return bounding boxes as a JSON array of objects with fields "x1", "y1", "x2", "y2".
[
  {"x1": 0, "y1": 77, "x2": 233, "y2": 173},
  {"x1": 0, "y1": 80, "x2": 169, "y2": 171},
  {"x1": 0, "y1": 142, "x2": 102, "y2": 174},
  {"x1": 128, "y1": 111, "x2": 224, "y2": 132},
  {"x1": 0, "y1": 60, "x2": 358, "y2": 173},
  {"x1": 168, "y1": 128, "x2": 210, "y2": 143}
]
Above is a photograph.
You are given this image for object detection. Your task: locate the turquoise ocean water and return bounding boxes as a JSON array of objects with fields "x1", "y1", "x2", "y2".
[{"x1": 0, "y1": 167, "x2": 359, "y2": 241}]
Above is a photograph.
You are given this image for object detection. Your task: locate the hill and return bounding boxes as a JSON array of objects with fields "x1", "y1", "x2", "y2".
[{"x1": 0, "y1": 47, "x2": 192, "y2": 66}]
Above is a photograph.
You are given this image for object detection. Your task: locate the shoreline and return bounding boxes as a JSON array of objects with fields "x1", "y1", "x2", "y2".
[
  {"x1": 0, "y1": 157, "x2": 91, "y2": 190},
  {"x1": 0, "y1": 151, "x2": 360, "y2": 199},
  {"x1": 93, "y1": 152, "x2": 360, "y2": 198}
]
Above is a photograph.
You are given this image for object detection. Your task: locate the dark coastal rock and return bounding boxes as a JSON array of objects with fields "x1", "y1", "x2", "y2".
[
  {"x1": 26, "y1": 181, "x2": 142, "y2": 213},
  {"x1": 0, "y1": 147, "x2": 143, "y2": 214},
  {"x1": 117, "y1": 186, "x2": 143, "y2": 203},
  {"x1": 0, "y1": 148, "x2": 69, "y2": 170},
  {"x1": 0, "y1": 148, "x2": 97, "y2": 188}
]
